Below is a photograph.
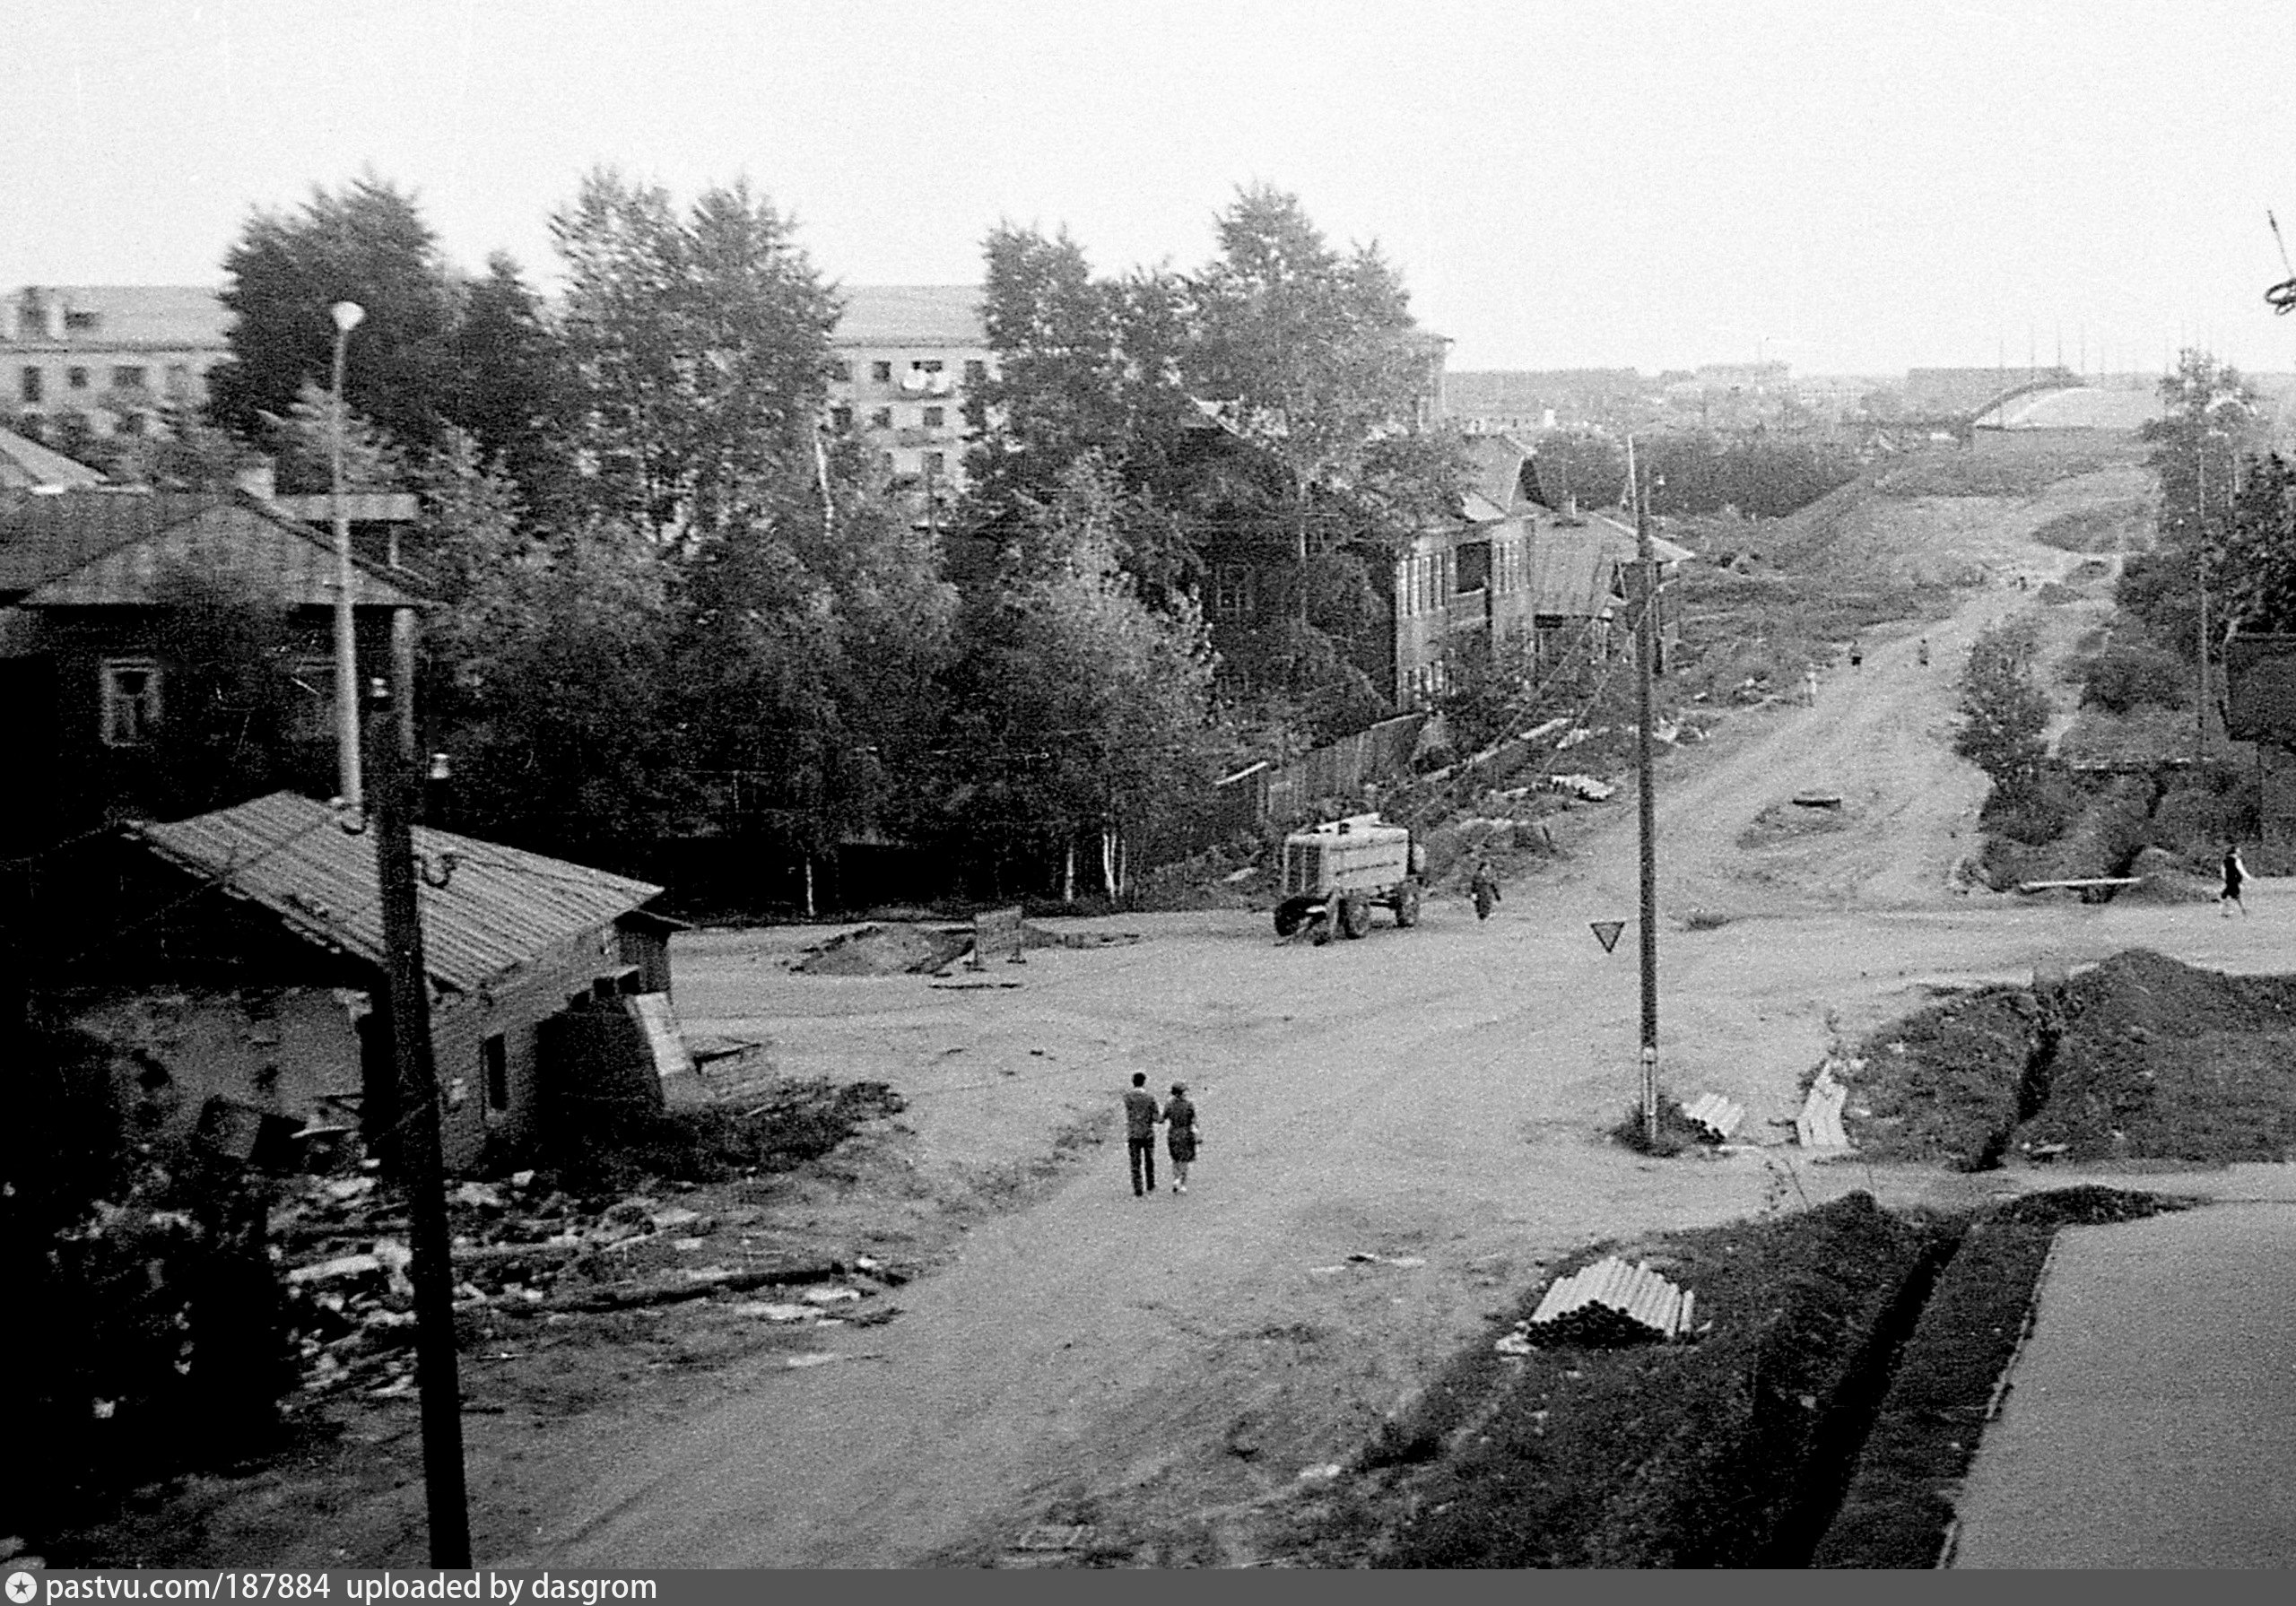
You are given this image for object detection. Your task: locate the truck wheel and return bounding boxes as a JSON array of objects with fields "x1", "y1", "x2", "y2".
[
  {"x1": 1310, "y1": 912, "x2": 1335, "y2": 946},
  {"x1": 1338, "y1": 895, "x2": 1371, "y2": 940},
  {"x1": 1274, "y1": 898, "x2": 1310, "y2": 938},
  {"x1": 1393, "y1": 884, "x2": 1422, "y2": 927}
]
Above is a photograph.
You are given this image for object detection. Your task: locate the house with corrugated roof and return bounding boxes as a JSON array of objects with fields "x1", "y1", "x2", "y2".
[
  {"x1": 41, "y1": 790, "x2": 684, "y2": 1171},
  {"x1": 0, "y1": 488, "x2": 426, "y2": 847}
]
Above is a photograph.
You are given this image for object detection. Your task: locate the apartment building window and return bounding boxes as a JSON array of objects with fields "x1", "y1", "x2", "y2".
[
  {"x1": 911, "y1": 359, "x2": 944, "y2": 374},
  {"x1": 482, "y1": 1034, "x2": 509, "y2": 1113},
  {"x1": 848, "y1": 361, "x2": 864, "y2": 383},
  {"x1": 963, "y1": 360, "x2": 987, "y2": 386},
  {"x1": 870, "y1": 360, "x2": 892, "y2": 383},
  {"x1": 869, "y1": 406, "x2": 892, "y2": 430},
  {"x1": 921, "y1": 406, "x2": 944, "y2": 428},
  {"x1": 829, "y1": 404, "x2": 853, "y2": 430},
  {"x1": 923, "y1": 451, "x2": 946, "y2": 476},
  {"x1": 67, "y1": 366, "x2": 89, "y2": 391},
  {"x1": 164, "y1": 364, "x2": 190, "y2": 396},
  {"x1": 19, "y1": 367, "x2": 41, "y2": 404},
  {"x1": 100, "y1": 660, "x2": 163, "y2": 745},
  {"x1": 64, "y1": 309, "x2": 100, "y2": 333},
  {"x1": 111, "y1": 365, "x2": 147, "y2": 391}
]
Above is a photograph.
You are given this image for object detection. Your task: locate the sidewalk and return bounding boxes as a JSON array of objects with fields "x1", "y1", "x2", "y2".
[{"x1": 1949, "y1": 1199, "x2": 2296, "y2": 1567}]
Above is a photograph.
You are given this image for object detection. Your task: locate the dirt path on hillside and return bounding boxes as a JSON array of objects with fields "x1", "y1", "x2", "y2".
[{"x1": 488, "y1": 475, "x2": 2291, "y2": 1569}]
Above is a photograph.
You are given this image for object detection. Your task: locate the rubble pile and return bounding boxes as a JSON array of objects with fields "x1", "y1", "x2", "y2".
[{"x1": 274, "y1": 1168, "x2": 906, "y2": 1400}]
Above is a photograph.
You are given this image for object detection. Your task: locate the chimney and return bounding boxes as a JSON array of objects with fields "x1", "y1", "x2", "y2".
[{"x1": 232, "y1": 456, "x2": 277, "y2": 503}]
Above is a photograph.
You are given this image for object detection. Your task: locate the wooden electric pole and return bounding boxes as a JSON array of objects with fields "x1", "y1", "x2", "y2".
[
  {"x1": 366, "y1": 674, "x2": 472, "y2": 1567},
  {"x1": 1630, "y1": 439, "x2": 1661, "y2": 1149}
]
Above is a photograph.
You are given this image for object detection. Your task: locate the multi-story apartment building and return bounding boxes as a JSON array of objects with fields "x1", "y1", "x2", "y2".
[
  {"x1": 4, "y1": 286, "x2": 230, "y2": 438},
  {"x1": 826, "y1": 285, "x2": 991, "y2": 492}
]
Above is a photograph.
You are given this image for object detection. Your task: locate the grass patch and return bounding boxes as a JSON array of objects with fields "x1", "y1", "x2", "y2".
[
  {"x1": 2031, "y1": 501, "x2": 2149, "y2": 552},
  {"x1": 1811, "y1": 1187, "x2": 2189, "y2": 1567},
  {"x1": 1870, "y1": 447, "x2": 2142, "y2": 499},
  {"x1": 1605, "y1": 1094, "x2": 1713, "y2": 1157},
  {"x1": 1342, "y1": 1192, "x2": 1946, "y2": 1568},
  {"x1": 546, "y1": 1078, "x2": 909, "y2": 1190}
]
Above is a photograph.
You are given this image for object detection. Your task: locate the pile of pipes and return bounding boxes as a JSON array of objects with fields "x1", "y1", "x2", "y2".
[
  {"x1": 1526, "y1": 1256, "x2": 1695, "y2": 1345},
  {"x1": 1683, "y1": 1093, "x2": 1744, "y2": 1142}
]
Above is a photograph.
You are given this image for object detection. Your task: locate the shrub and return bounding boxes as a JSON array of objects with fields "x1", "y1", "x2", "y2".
[{"x1": 2078, "y1": 643, "x2": 2190, "y2": 713}]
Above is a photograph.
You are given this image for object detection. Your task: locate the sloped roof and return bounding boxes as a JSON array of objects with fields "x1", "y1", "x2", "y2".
[
  {"x1": 833, "y1": 285, "x2": 985, "y2": 347},
  {"x1": 0, "y1": 490, "x2": 423, "y2": 607},
  {"x1": 0, "y1": 426, "x2": 105, "y2": 490},
  {"x1": 1527, "y1": 534, "x2": 1622, "y2": 619},
  {"x1": 1462, "y1": 436, "x2": 1535, "y2": 522},
  {"x1": 134, "y1": 792, "x2": 665, "y2": 997},
  {"x1": 5, "y1": 285, "x2": 230, "y2": 349}
]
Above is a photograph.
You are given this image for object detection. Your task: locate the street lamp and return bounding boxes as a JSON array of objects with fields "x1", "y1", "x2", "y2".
[{"x1": 330, "y1": 300, "x2": 365, "y2": 812}]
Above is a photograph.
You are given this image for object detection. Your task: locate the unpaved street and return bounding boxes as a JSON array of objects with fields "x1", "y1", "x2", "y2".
[{"x1": 514, "y1": 472, "x2": 2288, "y2": 1567}]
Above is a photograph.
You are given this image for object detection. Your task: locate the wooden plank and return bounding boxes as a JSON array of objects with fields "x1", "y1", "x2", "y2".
[{"x1": 2015, "y1": 878, "x2": 2142, "y2": 893}]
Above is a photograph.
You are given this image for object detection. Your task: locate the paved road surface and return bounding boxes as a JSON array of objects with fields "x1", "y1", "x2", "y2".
[{"x1": 1951, "y1": 1199, "x2": 2296, "y2": 1568}]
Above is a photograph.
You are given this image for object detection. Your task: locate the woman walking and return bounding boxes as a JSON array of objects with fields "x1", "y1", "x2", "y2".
[
  {"x1": 1165, "y1": 1082, "x2": 1200, "y2": 1194},
  {"x1": 2221, "y1": 842, "x2": 2249, "y2": 917}
]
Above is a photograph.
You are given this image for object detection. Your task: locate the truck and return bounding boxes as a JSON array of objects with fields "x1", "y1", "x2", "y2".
[{"x1": 1273, "y1": 814, "x2": 1423, "y2": 942}]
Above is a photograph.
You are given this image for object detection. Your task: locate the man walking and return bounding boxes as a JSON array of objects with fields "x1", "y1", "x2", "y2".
[
  {"x1": 2221, "y1": 842, "x2": 2249, "y2": 917},
  {"x1": 1122, "y1": 1072, "x2": 1162, "y2": 1195}
]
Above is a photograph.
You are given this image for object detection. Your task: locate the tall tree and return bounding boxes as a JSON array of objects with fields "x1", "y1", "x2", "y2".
[
  {"x1": 932, "y1": 456, "x2": 1215, "y2": 897},
  {"x1": 2119, "y1": 350, "x2": 2267, "y2": 661},
  {"x1": 208, "y1": 174, "x2": 464, "y2": 452},
  {"x1": 551, "y1": 170, "x2": 840, "y2": 546}
]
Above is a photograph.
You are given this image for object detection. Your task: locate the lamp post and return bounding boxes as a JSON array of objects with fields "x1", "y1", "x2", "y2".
[{"x1": 330, "y1": 299, "x2": 365, "y2": 811}]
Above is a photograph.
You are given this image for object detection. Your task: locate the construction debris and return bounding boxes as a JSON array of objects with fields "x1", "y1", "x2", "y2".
[
  {"x1": 1524, "y1": 1256, "x2": 1695, "y2": 1345},
  {"x1": 1682, "y1": 1094, "x2": 1745, "y2": 1142},
  {"x1": 1797, "y1": 1063, "x2": 1854, "y2": 1150}
]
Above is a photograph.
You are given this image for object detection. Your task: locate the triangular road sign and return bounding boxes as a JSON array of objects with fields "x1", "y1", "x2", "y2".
[{"x1": 1589, "y1": 920, "x2": 1626, "y2": 953}]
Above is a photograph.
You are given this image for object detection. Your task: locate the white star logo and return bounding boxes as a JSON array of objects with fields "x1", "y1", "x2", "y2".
[{"x1": 5, "y1": 1571, "x2": 38, "y2": 1605}]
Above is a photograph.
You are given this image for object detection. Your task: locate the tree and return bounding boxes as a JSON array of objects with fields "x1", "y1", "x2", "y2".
[
  {"x1": 551, "y1": 170, "x2": 841, "y2": 547},
  {"x1": 2214, "y1": 451, "x2": 2296, "y2": 634},
  {"x1": 208, "y1": 174, "x2": 465, "y2": 453},
  {"x1": 1954, "y1": 620, "x2": 2050, "y2": 802},
  {"x1": 439, "y1": 254, "x2": 575, "y2": 515},
  {"x1": 931, "y1": 456, "x2": 1215, "y2": 898},
  {"x1": 2118, "y1": 351, "x2": 2266, "y2": 664}
]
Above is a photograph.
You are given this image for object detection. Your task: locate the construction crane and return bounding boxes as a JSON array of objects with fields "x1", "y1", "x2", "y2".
[{"x1": 2269, "y1": 212, "x2": 2296, "y2": 315}]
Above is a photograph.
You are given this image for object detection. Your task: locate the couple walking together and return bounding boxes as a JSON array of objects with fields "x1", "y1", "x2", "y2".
[{"x1": 1123, "y1": 1072, "x2": 1198, "y2": 1196}]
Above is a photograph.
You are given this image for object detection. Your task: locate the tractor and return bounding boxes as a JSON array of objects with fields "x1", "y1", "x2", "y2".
[{"x1": 1273, "y1": 815, "x2": 1423, "y2": 942}]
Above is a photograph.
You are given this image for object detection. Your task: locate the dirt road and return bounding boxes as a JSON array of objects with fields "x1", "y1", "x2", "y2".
[{"x1": 514, "y1": 471, "x2": 2283, "y2": 1568}]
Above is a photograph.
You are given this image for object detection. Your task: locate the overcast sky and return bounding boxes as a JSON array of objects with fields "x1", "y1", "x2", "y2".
[{"x1": 5, "y1": 0, "x2": 2292, "y2": 378}]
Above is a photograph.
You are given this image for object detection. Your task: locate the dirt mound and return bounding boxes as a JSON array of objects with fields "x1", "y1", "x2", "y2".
[
  {"x1": 795, "y1": 924, "x2": 972, "y2": 976},
  {"x1": 1847, "y1": 951, "x2": 2296, "y2": 1167}
]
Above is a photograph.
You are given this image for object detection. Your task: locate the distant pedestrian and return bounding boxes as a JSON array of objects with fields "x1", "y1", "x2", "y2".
[
  {"x1": 1849, "y1": 640, "x2": 1863, "y2": 668},
  {"x1": 1805, "y1": 666, "x2": 1820, "y2": 706},
  {"x1": 1469, "y1": 857, "x2": 1501, "y2": 921},
  {"x1": 1918, "y1": 638, "x2": 1930, "y2": 667},
  {"x1": 1122, "y1": 1072, "x2": 1162, "y2": 1195},
  {"x1": 1165, "y1": 1082, "x2": 1199, "y2": 1194},
  {"x1": 2221, "y1": 842, "x2": 2249, "y2": 917}
]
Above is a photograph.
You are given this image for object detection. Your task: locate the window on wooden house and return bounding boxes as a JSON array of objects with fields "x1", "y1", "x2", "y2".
[
  {"x1": 921, "y1": 405, "x2": 944, "y2": 428},
  {"x1": 870, "y1": 360, "x2": 892, "y2": 383},
  {"x1": 19, "y1": 367, "x2": 41, "y2": 404},
  {"x1": 111, "y1": 365, "x2": 147, "y2": 391},
  {"x1": 100, "y1": 660, "x2": 163, "y2": 745}
]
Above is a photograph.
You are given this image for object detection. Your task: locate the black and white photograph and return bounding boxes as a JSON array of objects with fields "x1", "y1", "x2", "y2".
[{"x1": 7, "y1": 0, "x2": 2296, "y2": 1576}]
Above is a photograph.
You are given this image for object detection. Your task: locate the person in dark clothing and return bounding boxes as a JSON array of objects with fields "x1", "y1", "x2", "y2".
[
  {"x1": 1469, "y1": 857, "x2": 1501, "y2": 921},
  {"x1": 1122, "y1": 1072, "x2": 1162, "y2": 1195},
  {"x1": 2221, "y1": 842, "x2": 2249, "y2": 916},
  {"x1": 1164, "y1": 1082, "x2": 1199, "y2": 1194}
]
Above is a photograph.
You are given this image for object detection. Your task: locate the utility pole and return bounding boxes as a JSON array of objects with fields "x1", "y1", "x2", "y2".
[
  {"x1": 365, "y1": 677, "x2": 471, "y2": 1567},
  {"x1": 2196, "y1": 438, "x2": 2210, "y2": 761},
  {"x1": 1629, "y1": 437, "x2": 1660, "y2": 1150}
]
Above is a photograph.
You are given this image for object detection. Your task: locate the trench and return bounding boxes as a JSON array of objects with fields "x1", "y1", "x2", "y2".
[{"x1": 1752, "y1": 1225, "x2": 1968, "y2": 1567}]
